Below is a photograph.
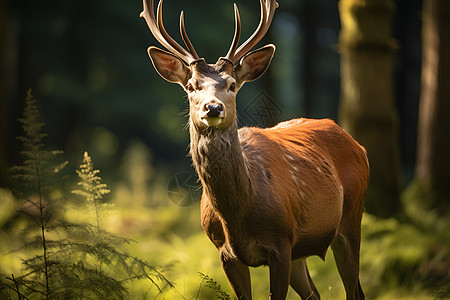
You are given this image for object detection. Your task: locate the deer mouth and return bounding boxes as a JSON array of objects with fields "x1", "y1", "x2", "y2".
[{"x1": 201, "y1": 116, "x2": 224, "y2": 127}]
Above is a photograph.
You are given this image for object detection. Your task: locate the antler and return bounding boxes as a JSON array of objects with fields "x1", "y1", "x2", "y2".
[
  {"x1": 141, "y1": 0, "x2": 200, "y2": 64},
  {"x1": 226, "y1": 0, "x2": 279, "y2": 65}
]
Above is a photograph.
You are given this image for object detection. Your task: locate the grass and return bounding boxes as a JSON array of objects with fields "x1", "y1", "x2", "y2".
[
  {"x1": 61, "y1": 188, "x2": 448, "y2": 299},
  {"x1": 2, "y1": 169, "x2": 448, "y2": 299}
]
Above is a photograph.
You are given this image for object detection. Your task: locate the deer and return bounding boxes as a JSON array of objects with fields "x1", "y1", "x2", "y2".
[{"x1": 140, "y1": 0, "x2": 369, "y2": 299}]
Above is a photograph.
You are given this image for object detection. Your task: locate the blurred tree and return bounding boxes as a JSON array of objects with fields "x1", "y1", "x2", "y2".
[
  {"x1": 409, "y1": 0, "x2": 450, "y2": 214},
  {"x1": 338, "y1": 0, "x2": 402, "y2": 218},
  {"x1": 0, "y1": 0, "x2": 6, "y2": 184},
  {"x1": 300, "y1": 0, "x2": 314, "y2": 116},
  {"x1": 393, "y1": 0, "x2": 422, "y2": 181}
]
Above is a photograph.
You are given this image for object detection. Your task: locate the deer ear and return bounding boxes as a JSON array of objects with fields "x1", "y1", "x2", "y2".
[
  {"x1": 234, "y1": 44, "x2": 275, "y2": 84},
  {"x1": 148, "y1": 46, "x2": 190, "y2": 86}
]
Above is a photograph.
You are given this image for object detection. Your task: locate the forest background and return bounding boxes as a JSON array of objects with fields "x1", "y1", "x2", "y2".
[{"x1": 0, "y1": 0, "x2": 449, "y2": 299}]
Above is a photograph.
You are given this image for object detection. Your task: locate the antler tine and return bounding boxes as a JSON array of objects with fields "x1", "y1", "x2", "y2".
[
  {"x1": 156, "y1": 0, "x2": 198, "y2": 62},
  {"x1": 225, "y1": 4, "x2": 242, "y2": 61},
  {"x1": 180, "y1": 11, "x2": 199, "y2": 59},
  {"x1": 228, "y1": 0, "x2": 278, "y2": 64},
  {"x1": 141, "y1": 0, "x2": 198, "y2": 64}
]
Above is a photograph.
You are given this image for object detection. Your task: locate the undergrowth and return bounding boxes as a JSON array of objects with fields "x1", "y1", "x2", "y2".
[
  {"x1": 198, "y1": 273, "x2": 231, "y2": 300},
  {"x1": 0, "y1": 90, "x2": 174, "y2": 299}
]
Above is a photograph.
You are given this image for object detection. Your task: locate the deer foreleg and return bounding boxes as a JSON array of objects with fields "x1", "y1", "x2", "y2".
[
  {"x1": 268, "y1": 247, "x2": 291, "y2": 300},
  {"x1": 220, "y1": 250, "x2": 252, "y2": 300}
]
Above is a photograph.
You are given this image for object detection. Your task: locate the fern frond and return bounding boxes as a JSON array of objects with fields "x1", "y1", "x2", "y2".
[
  {"x1": 9, "y1": 89, "x2": 67, "y2": 201},
  {"x1": 72, "y1": 151, "x2": 111, "y2": 232},
  {"x1": 198, "y1": 272, "x2": 231, "y2": 300}
]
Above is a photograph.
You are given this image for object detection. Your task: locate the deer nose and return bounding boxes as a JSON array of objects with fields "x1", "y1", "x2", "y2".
[{"x1": 205, "y1": 104, "x2": 224, "y2": 118}]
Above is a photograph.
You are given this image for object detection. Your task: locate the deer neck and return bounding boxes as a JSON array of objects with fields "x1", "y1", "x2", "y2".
[{"x1": 190, "y1": 120, "x2": 253, "y2": 218}]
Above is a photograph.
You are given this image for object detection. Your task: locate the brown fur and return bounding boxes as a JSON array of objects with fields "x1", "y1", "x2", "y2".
[
  {"x1": 147, "y1": 31, "x2": 368, "y2": 300},
  {"x1": 195, "y1": 118, "x2": 369, "y2": 274}
]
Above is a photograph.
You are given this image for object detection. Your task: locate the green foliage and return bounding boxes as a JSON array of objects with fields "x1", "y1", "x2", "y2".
[
  {"x1": 197, "y1": 273, "x2": 231, "y2": 300},
  {"x1": 1, "y1": 91, "x2": 173, "y2": 299},
  {"x1": 9, "y1": 89, "x2": 67, "y2": 200},
  {"x1": 72, "y1": 151, "x2": 111, "y2": 232},
  {"x1": 70, "y1": 151, "x2": 174, "y2": 298},
  {"x1": 2, "y1": 221, "x2": 174, "y2": 299},
  {"x1": 4, "y1": 225, "x2": 128, "y2": 299},
  {"x1": 5, "y1": 89, "x2": 68, "y2": 299},
  {"x1": 73, "y1": 151, "x2": 111, "y2": 205},
  {"x1": 360, "y1": 214, "x2": 450, "y2": 299}
]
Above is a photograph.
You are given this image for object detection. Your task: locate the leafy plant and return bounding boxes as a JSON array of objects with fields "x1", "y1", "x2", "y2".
[
  {"x1": 1, "y1": 90, "x2": 173, "y2": 299},
  {"x1": 197, "y1": 272, "x2": 231, "y2": 300},
  {"x1": 72, "y1": 151, "x2": 111, "y2": 233},
  {"x1": 71, "y1": 151, "x2": 175, "y2": 298},
  {"x1": 5, "y1": 89, "x2": 67, "y2": 299}
]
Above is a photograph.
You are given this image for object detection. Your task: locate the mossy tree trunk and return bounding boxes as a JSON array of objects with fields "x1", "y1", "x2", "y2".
[
  {"x1": 338, "y1": 0, "x2": 402, "y2": 218},
  {"x1": 411, "y1": 0, "x2": 450, "y2": 214}
]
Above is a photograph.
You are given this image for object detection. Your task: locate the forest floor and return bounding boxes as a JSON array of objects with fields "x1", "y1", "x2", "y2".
[
  {"x1": 69, "y1": 199, "x2": 449, "y2": 299},
  {"x1": 1, "y1": 179, "x2": 449, "y2": 299}
]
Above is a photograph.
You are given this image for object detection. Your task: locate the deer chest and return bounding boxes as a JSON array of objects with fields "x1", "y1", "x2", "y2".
[{"x1": 222, "y1": 235, "x2": 270, "y2": 267}]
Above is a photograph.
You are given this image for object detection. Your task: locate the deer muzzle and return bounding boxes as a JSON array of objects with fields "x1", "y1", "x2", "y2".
[{"x1": 201, "y1": 102, "x2": 225, "y2": 127}]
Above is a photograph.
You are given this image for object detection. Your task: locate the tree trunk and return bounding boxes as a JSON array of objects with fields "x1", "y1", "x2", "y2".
[
  {"x1": 412, "y1": 0, "x2": 450, "y2": 213},
  {"x1": 301, "y1": 0, "x2": 314, "y2": 116},
  {"x1": 338, "y1": 0, "x2": 402, "y2": 218},
  {"x1": 0, "y1": 0, "x2": 6, "y2": 183}
]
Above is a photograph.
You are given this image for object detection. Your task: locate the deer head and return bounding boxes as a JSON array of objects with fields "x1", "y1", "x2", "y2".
[{"x1": 141, "y1": 0, "x2": 278, "y2": 130}]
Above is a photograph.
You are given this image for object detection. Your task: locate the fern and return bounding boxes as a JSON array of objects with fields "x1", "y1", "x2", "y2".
[
  {"x1": 72, "y1": 151, "x2": 110, "y2": 233},
  {"x1": 70, "y1": 151, "x2": 175, "y2": 298},
  {"x1": 3, "y1": 90, "x2": 174, "y2": 299},
  {"x1": 7, "y1": 89, "x2": 67, "y2": 299},
  {"x1": 198, "y1": 272, "x2": 232, "y2": 300},
  {"x1": 9, "y1": 89, "x2": 67, "y2": 199}
]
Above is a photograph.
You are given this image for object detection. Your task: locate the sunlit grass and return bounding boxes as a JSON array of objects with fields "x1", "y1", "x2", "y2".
[
  {"x1": 2, "y1": 133, "x2": 448, "y2": 299},
  {"x1": 55, "y1": 191, "x2": 445, "y2": 299},
  {"x1": 2, "y1": 177, "x2": 447, "y2": 299}
]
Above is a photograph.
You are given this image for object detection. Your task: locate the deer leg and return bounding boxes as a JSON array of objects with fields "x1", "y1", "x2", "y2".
[
  {"x1": 331, "y1": 222, "x2": 365, "y2": 300},
  {"x1": 268, "y1": 247, "x2": 291, "y2": 300},
  {"x1": 220, "y1": 251, "x2": 252, "y2": 300},
  {"x1": 289, "y1": 258, "x2": 320, "y2": 300}
]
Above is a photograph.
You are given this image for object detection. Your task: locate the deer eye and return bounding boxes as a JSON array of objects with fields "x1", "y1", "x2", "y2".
[{"x1": 229, "y1": 82, "x2": 236, "y2": 92}]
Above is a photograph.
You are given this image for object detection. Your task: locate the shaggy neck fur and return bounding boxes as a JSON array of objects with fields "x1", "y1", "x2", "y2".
[{"x1": 189, "y1": 120, "x2": 253, "y2": 220}]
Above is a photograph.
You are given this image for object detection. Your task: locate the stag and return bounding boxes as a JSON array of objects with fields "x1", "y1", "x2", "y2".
[{"x1": 141, "y1": 0, "x2": 369, "y2": 299}]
